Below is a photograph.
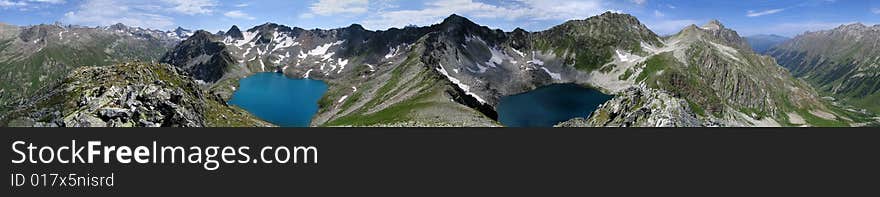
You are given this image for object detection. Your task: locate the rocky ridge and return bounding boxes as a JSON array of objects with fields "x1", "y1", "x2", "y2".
[
  {"x1": 0, "y1": 23, "x2": 186, "y2": 115},
  {"x1": 0, "y1": 62, "x2": 272, "y2": 127}
]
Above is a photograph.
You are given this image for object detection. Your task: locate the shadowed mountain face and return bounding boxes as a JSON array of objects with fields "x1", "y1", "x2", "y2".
[
  {"x1": 768, "y1": 23, "x2": 880, "y2": 114},
  {"x1": 745, "y1": 34, "x2": 790, "y2": 53},
  {"x1": 158, "y1": 12, "x2": 859, "y2": 127}
]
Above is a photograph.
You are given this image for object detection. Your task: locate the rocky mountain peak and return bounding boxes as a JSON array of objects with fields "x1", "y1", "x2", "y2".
[
  {"x1": 682, "y1": 19, "x2": 751, "y2": 50},
  {"x1": 839, "y1": 22, "x2": 866, "y2": 30},
  {"x1": 18, "y1": 24, "x2": 63, "y2": 42},
  {"x1": 439, "y1": 14, "x2": 480, "y2": 30},
  {"x1": 108, "y1": 23, "x2": 128, "y2": 31},
  {"x1": 189, "y1": 30, "x2": 213, "y2": 39},
  {"x1": 830, "y1": 23, "x2": 880, "y2": 35},
  {"x1": 442, "y1": 14, "x2": 470, "y2": 24},
  {"x1": 174, "y1": 26, "x2": 191, "y2": 34},
  {"x1": 226, "y1": 25, "x2": 244, "y2": 39},
  {"x1": 574, "y1": 11, "x2": 653, "y2": 34},
  {"x1": 249, "y1": 22, "x2": 289, "y2": 33},
  {"x1": 161, "y1": 29, "x2": 234, "y2": 83},
  {"x1": 597, "y1": 11, "x2": 638, "y2": 20},
  {"x1": 701, "y1": 19, "x2": 724, "y2": 30},
  {"x1": 346, "y1": 24, "x2": 366, "y2": 31},
  {"x1": 543, "y1": 11, "x2": 661, "y2": 48}
]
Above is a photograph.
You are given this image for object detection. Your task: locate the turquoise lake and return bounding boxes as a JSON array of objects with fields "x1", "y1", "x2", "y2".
[
  {"x1": 496, "y1": 83, "x2": 613, "y2": 127},
  {"x1": 228, "y1": 72, "x2": 328, "y2": 127}
]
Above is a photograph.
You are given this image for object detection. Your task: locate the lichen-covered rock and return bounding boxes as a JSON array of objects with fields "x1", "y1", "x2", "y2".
[
  {"x1": 1, "y1": 62, "x2": 273, "y2": 127},
  {"x1": 554, "y1": 118, "x2": 589, "y2": 127},
  {"x1": 585, "y1": 87, "x2": 703, "y2": 127}
]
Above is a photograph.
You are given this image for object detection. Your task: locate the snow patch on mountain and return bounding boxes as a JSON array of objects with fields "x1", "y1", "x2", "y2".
[
  {"x1": 437, "y1": 63, "x2": 486, "y2": 104},
  {"x1": 233, "y1": 31, "x2": 259, "y2": 47},
  {"x1": 511, "y1": 48, "x2": 525, "y2": 57},
  {"x1": 527, "y1": 59, "x2": 544, "y2": 66},
  {"x1": 308, "y1": 41, "x2": 344, "y2": 57},
  {"x1": 304, "y1": 69, "x2": 313, "y2": 78},
  {"x1": 615, "y1": 49, "x2": 641, "y2": 63},
  {"x1": 273, "y1": 51, "x2": 290, "y2": 65},
  {"x1": 540, "y1": 67, "x2": 562, "y2": 80},
  {"x1": 337, "y1": 95, "x2": 348, "y2": 103},
  {"x1": 242, "y1": 47, "x2": 253, "y2": 58},
  {"x1": 271, "y1": 33, "x2": 299, "y2": 52},
  {"x1": 337, "y1": 58, "x2": 348, "y2": 74},
  {"x1": 488, "y1": 47, "x2": 515, "y2": 66}
]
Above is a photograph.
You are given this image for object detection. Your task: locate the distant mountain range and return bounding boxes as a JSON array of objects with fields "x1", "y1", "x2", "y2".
[
  {"x1": 745, "y1": 34, "x2": 790, "y2": 53},
  {"x1": 1, "y1": 13, "x2": 877, "y2": 127},
  {"x1": 0, "y1": 23, "x2": 192, "y2": 111},
  {"x1": 768, "y1": 23, "x2": 880, "y2": 118}
]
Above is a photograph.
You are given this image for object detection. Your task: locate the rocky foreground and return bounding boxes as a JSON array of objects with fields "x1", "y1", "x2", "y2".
[
  {"x1": 555, "y1": 87, "x2": 704, "y2": 127},
  {"x1": 0, "y1": 62, "x2": 272, "y2": 127}
]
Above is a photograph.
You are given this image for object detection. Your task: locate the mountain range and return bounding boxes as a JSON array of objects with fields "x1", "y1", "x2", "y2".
[
  {"x1": 1, "y1": 12, "x2": 877, "y2": 127},
  {"x1": 768, "y1": 23, "x2": 880, "y2": 120},
  {"x1": 0, "y1": 22, "x2": 192, "y2": 112}
]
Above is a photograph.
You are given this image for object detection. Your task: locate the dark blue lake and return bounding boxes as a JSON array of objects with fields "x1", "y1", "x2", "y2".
[
  {"x1": 496, "y1": 83, "x2": 613, "y2": 127},
  {"x1": 228, "y1": 72, "x2": 328, "y2": 127}
]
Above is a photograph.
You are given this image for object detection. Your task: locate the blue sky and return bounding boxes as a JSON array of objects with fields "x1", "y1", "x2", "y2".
[{"x1": 1, "y1": 0, "x2": 877, "y2": 37}]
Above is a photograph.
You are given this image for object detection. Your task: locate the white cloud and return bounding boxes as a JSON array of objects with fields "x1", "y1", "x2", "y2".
[
  {"x1": 161, "y1": 0, "x2": 217, "y2": 15},
  {"x1": 308, "y1": 0, "x2": 369, "y2": 16},
  {"x1": 362, "y1": 0, "x2": 606, "y2": 30},
  {"x1": 62, "y1": 0, "x2": 176, "y2": 29},
  {"x1": 653, "y1": 10, "x2": 664, "y2": 17},
  {"x1": 0, "y1": 0, "x2": 27, "y2": 8},
  {"x1": 234, "y1": 3, "x2": 248, "y2": 7},
  {"x1": 224, "y1": 10, "x2": 255, "y2": 20},
  {"x1": 872, "y1": 8, "x2": 880, "y2": 14},
  {"x1": 27, "y1": 0, "x2": 64, "y2": 3},
  {"x1": 630, "y1": 0, "x2": 646, "y2": 5},
  {"x1": 2, "y1": 0, "x2": 65, "y2": 8},
  {"x1": 746, "y1": 8, "x2": 785, "y2": 17},
  {"x1": 61, "y1": 0, "x2": 219, "y2": 29}
]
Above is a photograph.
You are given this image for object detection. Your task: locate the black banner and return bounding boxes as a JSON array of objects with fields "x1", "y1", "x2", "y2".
[{"x1": 4, "y1": 128, "x2": 878, "y2": 196}]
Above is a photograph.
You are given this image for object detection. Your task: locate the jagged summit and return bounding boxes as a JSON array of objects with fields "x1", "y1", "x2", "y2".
[
  {"x1": 831, "y1": 22, "x2": 880, "y2": 32},
  {"x1": 840, "y1": 22, "x2": 866, "y2": 29},
  {"x1": 248, "y1": 22, "x2": 278, "y2": 32},
  {"x1": 347, "y1": 24, "x2": 366, "y2": 31},
  {"x1": 226, "y1": 25, "x2": 244, "y2": 39},
  {"x1": 190, "y1": 30, "x2": 212, "y2": 38},
  {"x1": 567, "y1": 11, "x2": 649, "y2": 31},
  {"x1": 439, "y1": 14, "x2": 480, "y2": 29},
  {"x1": 442, "y1": 14, "x2": 470, "y2": 23},
  {"x1": 598, "y1": 10, "x2": 632, "y2": 17},
  {"x1": 701, "y1": 19, "x2": 724, "y2": 30},
  {"x1": 108, "y1": 23, "x2": 128, "y2": 30},
  {"x1": 675, "y1": 19, "x2": 751, "y2": 50}
]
